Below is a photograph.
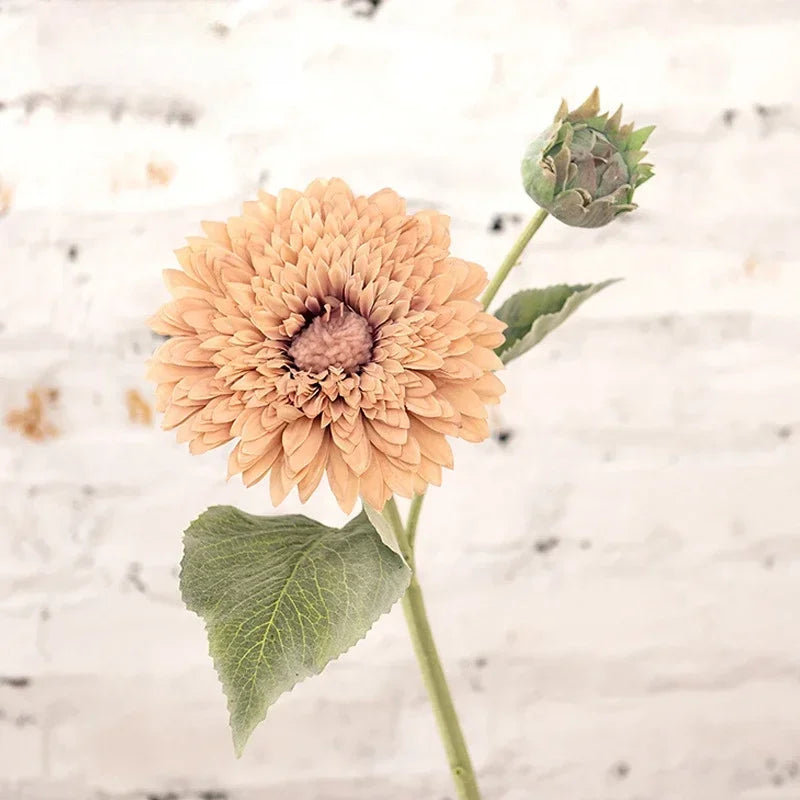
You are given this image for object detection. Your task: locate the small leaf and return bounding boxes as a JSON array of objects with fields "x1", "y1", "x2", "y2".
[
  {"x1": 181, "y1": 506, "x2": 411, "y2": 756},
  {"x1": 495, "y1": 280, "x2": 619, "y2": 364}
]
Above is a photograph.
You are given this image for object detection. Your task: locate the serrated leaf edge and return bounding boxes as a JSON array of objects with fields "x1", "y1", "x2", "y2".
[{"x1": 179, "y1": 506, "x2": 411, "y2": 756}]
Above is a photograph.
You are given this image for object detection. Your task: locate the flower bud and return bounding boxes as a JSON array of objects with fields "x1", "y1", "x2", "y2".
[{"x1": 521, "y1": 88, "x2": 654, "y2": 228}]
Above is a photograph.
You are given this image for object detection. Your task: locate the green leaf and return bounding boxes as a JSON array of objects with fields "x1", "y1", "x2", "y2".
[
  {"x1": 495, "y1": 280, "x2": 619, "y2": 364},
  {"x1": 180, "y1": 507, "x2": 411, "y2": 756}
]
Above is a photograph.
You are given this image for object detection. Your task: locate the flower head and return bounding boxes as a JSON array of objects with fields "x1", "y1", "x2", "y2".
[
  {"x1": 148, "y1": 179, "x2": 505, "y2": 512},
  {"x1": 521, "y1": 88, "x2": 655, "y2": 228}
]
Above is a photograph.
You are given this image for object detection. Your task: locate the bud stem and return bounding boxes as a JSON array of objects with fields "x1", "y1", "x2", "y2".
[{"x1": 480, "y1": 208, "x2": 549, "y2": 310}]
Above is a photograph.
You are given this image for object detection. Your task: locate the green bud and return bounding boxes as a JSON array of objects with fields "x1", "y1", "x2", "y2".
[{"x1": 521, "y1": 88, "x2": 655, "y2": 228}]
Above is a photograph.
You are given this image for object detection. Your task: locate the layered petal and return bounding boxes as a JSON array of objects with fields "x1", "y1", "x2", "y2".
[{"x1": 148, "y1": 179, "x2": 506, "y2": 512}]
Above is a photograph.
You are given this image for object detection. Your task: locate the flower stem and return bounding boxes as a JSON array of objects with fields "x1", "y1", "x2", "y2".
[
  {"x1": 380, "y1": 210, "x2": 548, "y2": 798},
  {"x1": 384, "y1": 498, "x2": 482, "y2": 800},
  {"x1": 480, "y1": 207, "x2": 549, "y2": 310},
  {"x1": 405, "y1": 493, "x2": 425, "y2": 549}
]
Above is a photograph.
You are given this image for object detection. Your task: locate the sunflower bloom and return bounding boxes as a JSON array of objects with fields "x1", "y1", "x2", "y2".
[{"x1": 147, "y1": 179, "x2": 505, "y2": 512}]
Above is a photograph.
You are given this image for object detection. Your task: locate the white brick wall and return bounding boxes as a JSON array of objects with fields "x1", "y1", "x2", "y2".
[{"x1": 1, "y1": 1, "x2": 799, "y2": 798}]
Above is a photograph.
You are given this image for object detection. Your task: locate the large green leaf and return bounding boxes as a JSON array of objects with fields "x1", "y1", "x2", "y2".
[
  {"x1": 181, "y1": 507, "x2": 411, "y2": 756},
  {"x1": 494, "y1": 280, "x2": 619, "y2": 364}
]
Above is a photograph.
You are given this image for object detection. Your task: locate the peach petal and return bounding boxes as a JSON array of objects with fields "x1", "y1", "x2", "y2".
[{"x1": 147, "y1": 179, "x2": 506, "y2": 510}]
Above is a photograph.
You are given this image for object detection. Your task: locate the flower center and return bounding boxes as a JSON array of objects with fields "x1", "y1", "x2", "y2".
[{"x1": 288, "y1": 308, "x2": 373, "y2": 373}]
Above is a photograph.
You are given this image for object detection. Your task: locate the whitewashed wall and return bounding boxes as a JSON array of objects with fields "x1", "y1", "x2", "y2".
[{"x1": 1, "y1": 1, "x2": 799, "y2": 798}]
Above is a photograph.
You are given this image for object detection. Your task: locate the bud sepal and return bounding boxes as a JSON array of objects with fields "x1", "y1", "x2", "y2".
[{"x1": 522, "y1": 88, "x2": 655, "y2": 228}]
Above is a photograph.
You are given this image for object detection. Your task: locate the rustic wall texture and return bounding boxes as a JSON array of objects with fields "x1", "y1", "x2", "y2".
[{"x1": 1, "y1": 1, "x2": 799, "y2": 798}]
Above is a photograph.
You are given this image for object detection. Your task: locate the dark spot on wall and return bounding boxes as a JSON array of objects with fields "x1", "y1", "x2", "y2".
[
  {"x1": 754, "y1": 103, "x2": 788, "y2": 137},
  {"x1": 198, "y1": 792, "x2": 228, "y2": 800},
  {"x1": 534, "y1": 537, "x2": 559, "y2": 554},
  {"x1": 755, "y1": 104, "x2": 773, "y2": 118},
  {"x1": 82, "y1": 484, "x2": 96, "y2": 497},
  {"x1": 579, "y1": 539, "x2": 592, "y2": 550},
  {"x1": 494, "y1": 429, "x2": 513, "y2": 445},
  {"x1": 611, "y1": 761, "x2": 631, "y2": 779},
  {"x1": 209, "y1": 21, "x2": 230, "y2": 37},
  {"x1": 166, "y1": 105, "x2": 197, "y2": 127},
  {"x1": 488, "y1": 212, "x2": 523, "y2": 233},
  {"x1": 763, "y1": 555, "x2": 775, "y2": 570},
  {"x1": 0, "y1": 677, "x2": 31, "y2": 689},
  {"x1": 763, "y1": 756, "x2": 800, "y2": 785},
  {"x1": 474, "y1": 656, "x2": 488, "y2": 669},
  {"x1": 657, "y1": 315, "x2": 675, "y2": 330},
  {"x1": 67, "y1": 244, "x2": 79, "y2": 262},
  {"x1": 776, "y1": 425, "x2": 792, "y2": 439},
  {"x1": 15, "y1": 713, "x2": 35, "y2": 727},
  {"x1": 0, "y1": 101, "x2": 6, "y2": 112},
  {"x1": 722, "y1": 108, "x2": 737, "y2": 126},
  {"x1": 126, "y1": 562, "x2": 147, "y2": 593},
  {"x1": 344, "y1": 0, "x2": 383, "y2": 17},
  {"x1": 147, "y1": 794, "x2": 179, "y2": 800},
  {"x1": 23, "y1": 93, "x2": 45, "y2": 114}
]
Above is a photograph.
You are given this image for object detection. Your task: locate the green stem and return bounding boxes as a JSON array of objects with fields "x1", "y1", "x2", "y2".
[
  {"x1": 383, "y1": 498, "x2": 482, "y2": 800},
  {"x1": 382, "y1": 495, "x2": 408, "y2": 560},
  {"x1": 480, "y1": 207, "x2": 548, "y2": 310},
  {"x1": 379, "y1": 209, "x2": 548, "y2": 798},
  {"x1": 405, "y1": 493, "x2": 425, "y2": 549}
]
